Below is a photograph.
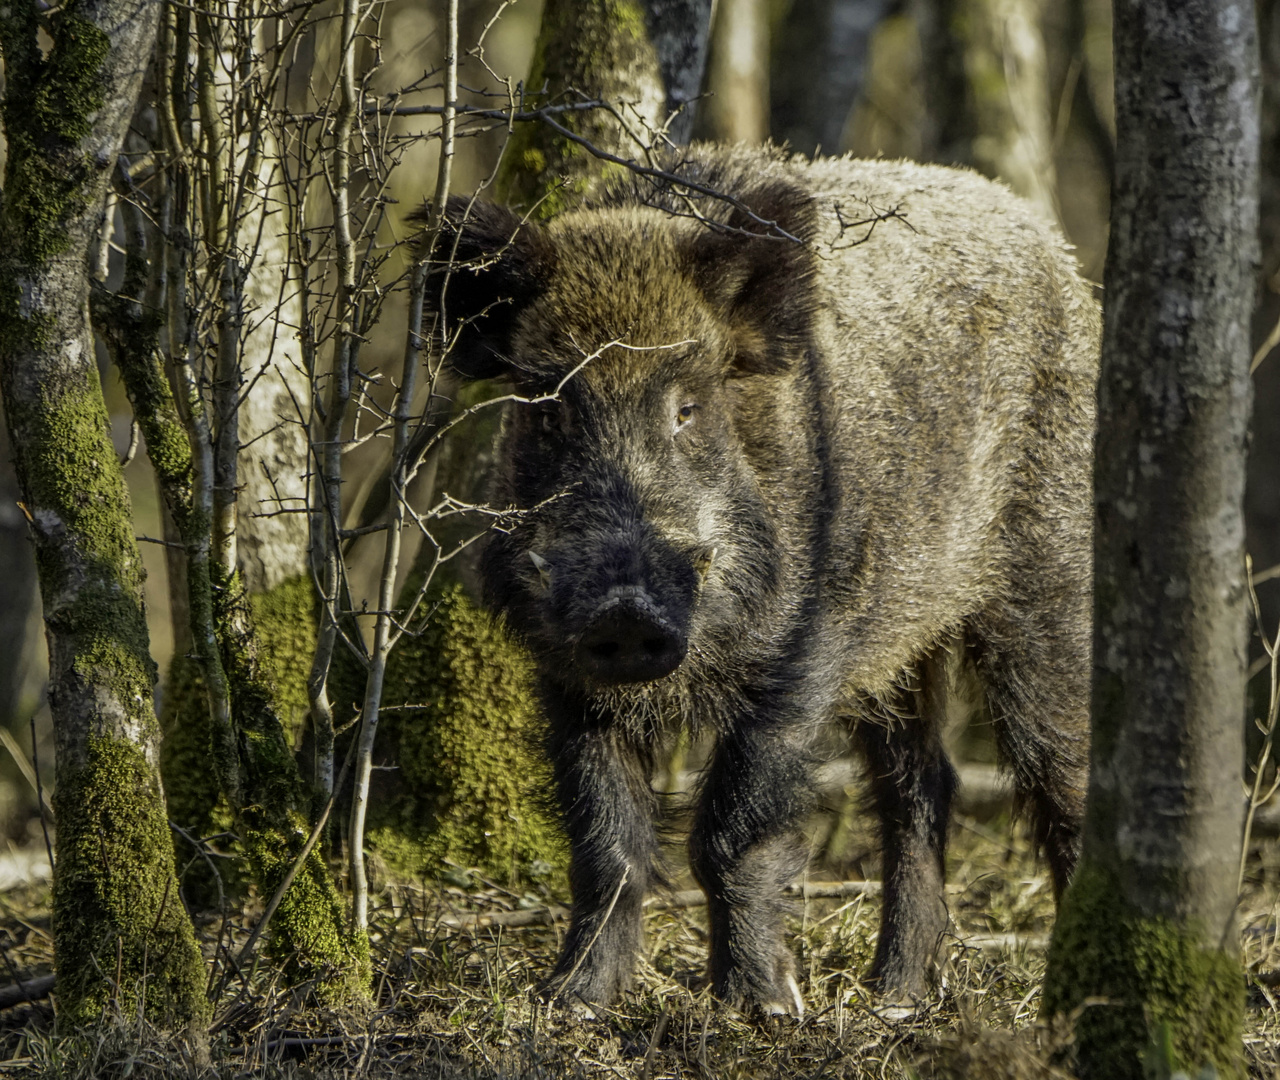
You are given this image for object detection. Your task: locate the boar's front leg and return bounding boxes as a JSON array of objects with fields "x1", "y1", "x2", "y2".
[
  {"x1": 688, "y1": 722, "x2": 813, "y2": 1018},
  {"x1": 544, "y1": 693, "x2": 658, "y2": 1009}
]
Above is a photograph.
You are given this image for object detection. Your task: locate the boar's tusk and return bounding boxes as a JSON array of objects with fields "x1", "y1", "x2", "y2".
[
  {"x1": 528, "y1": 550, "x2": 552, "y2": 590},
  {"x1": 693, "y1": 545, "x2": 717, "y2": 581}
]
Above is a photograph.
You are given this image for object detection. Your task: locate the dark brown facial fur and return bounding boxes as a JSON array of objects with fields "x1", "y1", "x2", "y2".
[{"x1": 423, "y1": 145, "x2": 1100, "y2": 1018}]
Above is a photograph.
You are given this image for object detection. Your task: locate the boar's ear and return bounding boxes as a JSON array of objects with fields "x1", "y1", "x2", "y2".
[
  {"x1": 415, "y1": 195, "x2": 554, "y2": 380},
  {"x1": 686, "y1": 181, "x2": 820, "y2": 376}
]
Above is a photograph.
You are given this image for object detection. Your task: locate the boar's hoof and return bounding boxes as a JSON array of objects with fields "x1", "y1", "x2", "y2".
[
  {"x1": 757, "y1": 974, "x2": 806, "y2": 1021},
  {"x1": 720, "y1": 967, "x2": 806, "y2": 1021},
  {"x1": 575, "y1": 594, "x2": 686, "y2": 685},
  {"x1": 540, "y1": 961, "x2": 628, "y2": 1018}
]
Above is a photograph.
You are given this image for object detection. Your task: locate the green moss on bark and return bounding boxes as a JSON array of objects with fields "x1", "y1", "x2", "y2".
[
  {"x1": 247, "y1": 575, "x2": 318, "y2": 746},
  {"x1": 9, "y1": 364, "x2": 153, "y2": 620},
  {"x1": 53, "y1": 737, "x2": 210, "y2": 1029},
  {"x1": 495, "y1": 0, "x2": 661, "y2": 214},
  {"x1": 0, "y1": 13, "x2": 112, "y2": 265},
  {"x1": 159, "y1": 574, "x2": 365, "y2": 996},
  {"x1": 161, "y1": 653, "x2": 239, "y2": 906},
  {"x1": 242, "y1": 812, "x2": 369, "y2": 1000},
  {"x1": 365, "y1": 585, "x2": 566, "y2": 884},
  {"x1": 1042, "y1": 859, "x2": 1244, "y2": 1080}
]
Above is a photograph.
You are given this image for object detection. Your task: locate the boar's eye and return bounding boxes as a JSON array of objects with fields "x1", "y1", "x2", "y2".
[
  {"x1": 539, "y1": 402, "x2": 569, "y2": 437},
  {"x1": 674, "y1": 402, "x2": 698, "y2": 433}
]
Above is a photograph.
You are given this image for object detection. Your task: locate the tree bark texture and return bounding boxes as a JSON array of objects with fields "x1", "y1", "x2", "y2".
[
  {"x1": 1041, "y1": 2, "x2": 1257, "y2": 1076},
  {"x1": 232, "y1": 216, "x2": 310, "y2": 598},
  {"x1": 644, "y1": 0, "x2": 713, "y2": 144},
  {"x1": 496, "y1": 0, "x2": 712, "y2": 212},
  {"x1": 0, "y1": 0, "x2": 208, "y2": 1029}
]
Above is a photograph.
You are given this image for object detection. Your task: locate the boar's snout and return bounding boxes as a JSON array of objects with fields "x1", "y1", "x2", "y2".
[{"x1": 575, "y1": 588, "x2": 688, "y2": 685}]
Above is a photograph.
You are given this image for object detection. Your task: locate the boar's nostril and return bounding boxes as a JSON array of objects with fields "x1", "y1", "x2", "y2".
[{"x1": 576, "y1": 598, "x2": 686, "y2": 685}]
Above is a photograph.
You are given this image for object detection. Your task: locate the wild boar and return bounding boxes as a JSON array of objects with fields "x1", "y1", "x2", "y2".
[{"x1": 424, "y1": 145, "x2": 1099, "y2": 1017}]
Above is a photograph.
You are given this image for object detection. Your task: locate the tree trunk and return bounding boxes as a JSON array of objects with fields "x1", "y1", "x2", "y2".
[
  {"x1": 646, "y1": 0, "x2": 715, "y2": 144},
  {"x1": 911, "y1": 0, "x2": 972, "y2": 166},
  {"x1": 1041, "y1": 1, "x2": 1257, "y2": 1076},
  {"x1": 0, "y1": 0, "x2": 208, "y2": 1030},
  {"x1": 698, "y1": 0, "x2": 770, "y2": 144},
  {"x1": 96, "y1": 6, "x2": 366, "y2": 995},
  {"x1": 914, "y1": 0, "x2": 1058, "y2": 223},
  {"x1": 496, "y1": 0, "x2": 712, "y2": 211},
  {"x1": 771, "y1": 0, "x2": 894, "y2": 156}
]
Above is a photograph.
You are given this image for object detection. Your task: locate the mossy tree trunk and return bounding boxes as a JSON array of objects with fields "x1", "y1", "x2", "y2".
[
  {"x1": 0, "y1": 0, "x2": 209, "y2": 1030},
  {"x1": 88, "y1": 8, "x2": 367, "y2": 997},
  {"x1": 496, "y1": 0, "x2": 712, "y2": 211},
  {"x1": 1041, "y1": 2, "x2": 1258, "y2": 1076}
]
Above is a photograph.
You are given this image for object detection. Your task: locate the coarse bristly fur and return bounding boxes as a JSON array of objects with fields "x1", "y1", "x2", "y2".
[{"x1": 419, "y1": 144, "x2": 1099, "y2": 1019}]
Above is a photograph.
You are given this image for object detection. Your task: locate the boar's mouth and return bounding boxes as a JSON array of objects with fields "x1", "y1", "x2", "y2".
[{"x1": 573, "y1": 587, "x2": 688, "y2": 686}]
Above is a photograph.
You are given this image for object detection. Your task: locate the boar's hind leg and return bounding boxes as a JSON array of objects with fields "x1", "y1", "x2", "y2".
[
  {"x1": 969, "y1": 595, "x2": 1089, "y2": 900},
  {"x1": 545, "y1": 714, "x2": 658, "y2": 1008},
  {"x1": 854, "y1": 658, "x2": 958, "y2": 1003},
  {"x1": 688, "y1": 724, "x2": 813, "y2": 1018}
]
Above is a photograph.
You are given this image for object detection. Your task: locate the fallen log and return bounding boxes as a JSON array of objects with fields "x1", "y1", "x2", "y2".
[{"x1": 0, "y1": 973, "x2": 55, "y2": 1009}]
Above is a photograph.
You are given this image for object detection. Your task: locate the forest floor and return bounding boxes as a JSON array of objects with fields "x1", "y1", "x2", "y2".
[{"x1": 0, "y1": 816, "x2": 1278, "y2": 1080}]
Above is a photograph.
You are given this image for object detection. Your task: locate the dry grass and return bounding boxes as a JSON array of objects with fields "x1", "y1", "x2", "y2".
[{"x1": 1, "y1": 818, "x2": 1277, "y2": 1079}]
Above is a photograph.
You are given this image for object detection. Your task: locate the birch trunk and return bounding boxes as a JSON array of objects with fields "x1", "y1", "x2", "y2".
[
  {"x1": 0, "y1": 0, "x2": 208, "y2": 1028},
  {"x1": 1041, "y1": 1, "x2": 1258, "y2": 1075}
]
